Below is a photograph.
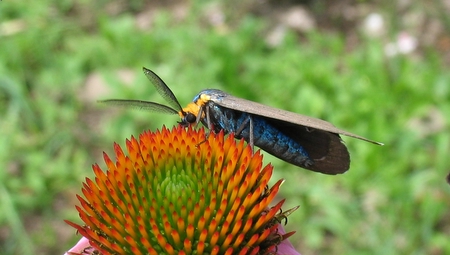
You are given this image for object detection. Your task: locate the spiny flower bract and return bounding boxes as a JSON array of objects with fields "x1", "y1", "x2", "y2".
[{"x1": 66, "y1": 126, "x2": 296, "y2": 255}]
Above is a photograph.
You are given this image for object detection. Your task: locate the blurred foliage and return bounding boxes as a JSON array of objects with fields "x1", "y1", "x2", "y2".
[{"x1": 1, "y1": 0, "x2": 449, "y2": 255}]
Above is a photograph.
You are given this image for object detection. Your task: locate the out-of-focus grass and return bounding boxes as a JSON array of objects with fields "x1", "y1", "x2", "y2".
[{"x1": 1, "y1": 1, "x2": 449, "y2": 255}]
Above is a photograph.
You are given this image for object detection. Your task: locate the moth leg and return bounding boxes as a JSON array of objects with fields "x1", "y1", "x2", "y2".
[
  {"x1": 195, "y1": 106, "x2": 204, "y2": 127},
  {"x1": 196, "y1": 106, "x2": 211, "y2": 147},
  {"x1": 249, "y1": 116, "x2": 254, "y2": 149},
  {"x1": 235, "y1": 115, "x2": 254, "y2": 151}
]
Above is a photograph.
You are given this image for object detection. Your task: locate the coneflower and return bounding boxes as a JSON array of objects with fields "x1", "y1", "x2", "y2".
[{"x1": 65, "y1": 126, "x2": 299, "y2": 255}]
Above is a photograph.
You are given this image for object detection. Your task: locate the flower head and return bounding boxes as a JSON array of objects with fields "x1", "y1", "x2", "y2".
[{"x1": 66, "y1": 126, "x2": 298, "y2": 254}]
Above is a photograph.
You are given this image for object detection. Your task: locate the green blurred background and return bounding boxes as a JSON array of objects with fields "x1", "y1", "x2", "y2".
[{"x1": 1, "y1": 0, "x2": 449, "y2": 254}]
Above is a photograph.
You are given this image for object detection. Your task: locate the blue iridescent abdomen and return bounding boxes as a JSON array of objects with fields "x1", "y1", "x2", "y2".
[{"x1": 206, "y1": 103, "x2": 314, "y2": 168}]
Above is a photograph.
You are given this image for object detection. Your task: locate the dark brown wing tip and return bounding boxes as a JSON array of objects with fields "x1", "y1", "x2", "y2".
[
  {"x1": 306, "y1": 134, "x2": 350, "y2": 175},
  {"x1": 308, "y1": 162, "x2": 349, "y2": 175}
]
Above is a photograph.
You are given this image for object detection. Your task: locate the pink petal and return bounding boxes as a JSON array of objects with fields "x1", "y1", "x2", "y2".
[
  {"x1": 63, "y1": 237, "x2": 91, "y2": 255},
  {"x1": 276, "y1": 224, "x2": 301, "y2": 255}
]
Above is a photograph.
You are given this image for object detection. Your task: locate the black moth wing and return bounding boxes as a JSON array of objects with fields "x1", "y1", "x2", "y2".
[
  {"x1": 208, "y1": 91, "x2": 382, "y2": 145},
  {"x1": 207, "y1": 90, "x2": 381, "y2": 174},
  {"x1": 265, "y1": 117, "x2": 350, "y2": 174}
]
